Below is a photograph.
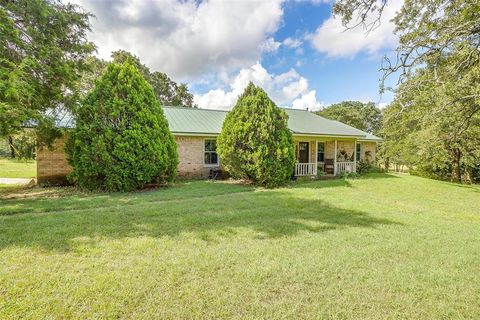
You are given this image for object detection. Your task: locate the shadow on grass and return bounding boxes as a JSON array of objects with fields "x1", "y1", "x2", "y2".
[
  {"x1": 0, "y1": 183, "x2": 402, "y2": 252},
  {"x1": 0, "y1": 181, "x2": 253, "y2": 216}
]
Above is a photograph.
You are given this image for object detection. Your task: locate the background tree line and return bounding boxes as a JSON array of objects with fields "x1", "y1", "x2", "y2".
[{"x1": 330, "y1": 0, "x2": 480, "y2": 183}]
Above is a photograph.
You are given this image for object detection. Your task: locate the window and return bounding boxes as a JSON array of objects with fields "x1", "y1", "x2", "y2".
[
  {"x1": 317, "y1": 142, "x2": 325, "y2": 162},
  {"x1": 204, "y1": 139, "x2": 219, "y2": 166},
  {"x1": 356, "y1": 143, "x2": 361, "y2": 161}
]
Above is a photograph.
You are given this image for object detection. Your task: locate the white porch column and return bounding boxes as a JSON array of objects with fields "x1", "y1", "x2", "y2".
[
  {"x1": 353, "y1": 139, "x2": 357, "y2": 172},
  {"x1": 334, "y1": 140, "x2": 337, "y2": 176},
  {"x1": 314, "y1": 140, "x2": 318, "y2": 175}
]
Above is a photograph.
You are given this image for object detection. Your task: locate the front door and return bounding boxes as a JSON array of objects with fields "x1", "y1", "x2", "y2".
[{"x1": 298, "y1": 142, "x2": 309, "y2": 163}]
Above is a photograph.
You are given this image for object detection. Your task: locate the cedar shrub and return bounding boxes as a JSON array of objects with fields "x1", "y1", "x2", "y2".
[
  {"x1": 66, "y1": 62, "x2": 178, "y2": 191},
  {"x1": 217, "y1": 82, "x2": 295, "y2": 187}
]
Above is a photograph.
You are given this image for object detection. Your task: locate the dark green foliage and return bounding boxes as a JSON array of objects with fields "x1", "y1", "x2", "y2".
[
  {"x1": 79, "y1": 51, "x2": 195, "y2": 108},
  {"x1": 316, "y1": 101, "x2": 382, "y2": 134},
  {"x1": 380, "y1": 50, "x2": 480, "y2": 183},
  {"x1": 0, "y1": 0, "x2": 94, "y2": 138},
  {"x1": 334, "y1": 0, "x2": 480, "y2": 184},
  {"x1": 0, "y1": 137, "x2": 9, "y2": 157},
  {"x1": 356, "y1": 160, "x2": 371, "y2": 175},
  {"x1": 356, "y1": 160, "x2": 384, "y2": 175},
  {"x1": 66, "y1": 62, "x2": 178, "y2": 191},
  {"x1": 217, "y1": 82, "x2": 295, "y2": 187},
  {"x1": 111, "y1": 50, "x2": 194, "y2": 107}
]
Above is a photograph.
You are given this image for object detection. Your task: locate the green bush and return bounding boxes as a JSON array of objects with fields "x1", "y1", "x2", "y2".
[
  {"x1": 66, "y1": 62, "x2": 178, "y2": 191},
  {"x1": 356, "y1": 160, "x2": 373, "y2": 175},
  {"x1": 217, "y1": 82, "x2": 295, "y2": 187},
  {"x1": 356, "y1": 160, "x2": 385, "y2": 175}
]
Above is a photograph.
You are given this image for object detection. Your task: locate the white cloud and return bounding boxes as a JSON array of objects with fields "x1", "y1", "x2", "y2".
[
  {"x1": 292, "y1": 90, "x2": 324, "y2": 111},
  {"x1": 282, "y1": 37, "x2": 302, "y2": 49},
  {"x1": 378, "y1": 102, "x2": 389, "y2": 109},
  {"x1": 72, "y1": 0, "x2": 284, "y2": 80},
  {"x1": 261, "y1": 37, "x2": 282, "y2": 53},
  {"x1": 309, "y1": 1, "x2": 402, "y2": 57},
  {"x1": 193, "y1": 62, "x2": 322, "y2": 110}
]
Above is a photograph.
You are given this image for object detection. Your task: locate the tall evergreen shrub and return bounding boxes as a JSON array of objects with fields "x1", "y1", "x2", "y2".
[
  {"x1": 67, "y1": 62, "x2": 178, "y2": 191},
  {"x1": 217, "y1": 82, "x2": 295, "y2": 187}
]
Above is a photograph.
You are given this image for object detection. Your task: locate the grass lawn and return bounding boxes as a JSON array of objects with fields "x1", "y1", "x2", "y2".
[
  {"x1": 0, "y1": 157, "x2": 36, "y2": 178},
  {"x1": 0, "y1": 174, "x2": 479, "y2": 319}
]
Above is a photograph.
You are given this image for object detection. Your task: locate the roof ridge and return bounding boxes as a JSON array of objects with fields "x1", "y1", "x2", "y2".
[
  {"x1": 162, "y1": 106, "x2": 229, "y2": 112},
  {"x1": 279, "y1": 107, "x2": 308, "y2": 111}
]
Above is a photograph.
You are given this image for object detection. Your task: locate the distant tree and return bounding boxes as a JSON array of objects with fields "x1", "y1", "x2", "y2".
[
  {"x1": 7, "y1": 130, "x2": 36, "y2": 160},
  {"x1": 217, "y1": 82, "x2": 295, "y2": 187},
  {"x1": 77, "y1": 56, "x2": 108, "y2": 100},
  {"x1": 316, "y1": 101, "x2": 382, "y2": 134},
  {"x1": 111, "y1": 50, "x2": 194, "y2": 107},
  {"x1": 333, "y1": 0, "x2": 480, "y2": 183},
  {"x1": 0, "y1": 0, "x2": 94, "y2": 139},
  {"x1": 66, "y1": 62, "x2": 178, "y2": 191},
  {"x1": 380, "y1": 50, "x2": 480, "y2": 183}
]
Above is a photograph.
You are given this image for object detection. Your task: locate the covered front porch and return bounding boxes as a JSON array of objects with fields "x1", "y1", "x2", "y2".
[{"x1": 293, "y1": 138, "x2": 359, "y2": 177}]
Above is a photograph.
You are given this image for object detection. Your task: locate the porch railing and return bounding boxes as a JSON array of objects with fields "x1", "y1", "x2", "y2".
[
  {"x1": 295, "y1": 163, "x2": 317, "y2": 176},
  {"x1": 336, "y1": 161, "x2": 356, "y2": 174}
]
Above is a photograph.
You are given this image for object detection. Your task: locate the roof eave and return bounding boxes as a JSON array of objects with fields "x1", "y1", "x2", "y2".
[
  {"x1": 292, "y1": 132, "x2": 366, "y2": 139},
  {"x1": 171, "y1": 132, "x2": 219, "y2": 137}
]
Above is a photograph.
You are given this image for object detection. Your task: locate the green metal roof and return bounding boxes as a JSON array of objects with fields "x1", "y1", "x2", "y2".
[
  {"x1": 283, "y1": 108, "x2": 367, "y2": 137},
  {"x1": 162, "y1": 106, "x2": 381, "y2": 141},
  {"x1": 360, "y1": 132, "x2": 383, "y2": 141},
  {"x1": 163, "y1": 106, "x2": 227, "y2": 135}
]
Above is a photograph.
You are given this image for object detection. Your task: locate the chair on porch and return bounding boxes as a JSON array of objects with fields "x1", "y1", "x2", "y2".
[{"x1": 324, "y1": 159, "x2": 334, "y2": 175}]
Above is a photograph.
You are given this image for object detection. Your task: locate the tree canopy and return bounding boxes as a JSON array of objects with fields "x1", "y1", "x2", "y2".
[
  {"x1": 0, "y1": 0, "x2": 94, "y2": 139},
  {"x1": 66, "y1": 62, "x2": 178, "y2": 191},
  {"x1": 217, "y1": 82, "x2": 295, "y2": 187},
  {"x1": 316, "y1": 101, "x2": 382, "y2": 134},
  {"x1": 333, "y1": 0, "x2": 480, "y2": 87},
  {"x1": 334, "y1": 0, "x2": 480, "y2": 183},
  {"x1": 380, "y1": 50, "x2": 480, "y2": 183},
  {"x1": 110, "y1": 50, "x2": 194, "y2": 107},
  {"x1": 78, "y1": 51, "x2": 195, "y2": 108}
]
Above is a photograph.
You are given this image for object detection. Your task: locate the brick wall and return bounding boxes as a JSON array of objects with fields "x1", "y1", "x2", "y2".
[
  {"x1": 175, "y1": 136, "x2": 213, "y2": 178},
  {"x1": 360, "y1": 141, "x2": 377, "y2": 162},
  {"x1": 37, "y1": 135, "x2": 72, "y2": 185}
]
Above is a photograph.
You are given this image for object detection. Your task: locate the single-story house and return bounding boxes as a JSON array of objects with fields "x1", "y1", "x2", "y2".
[{"x1": 36, "y1": 106, "x2": 382, "y2": 184}]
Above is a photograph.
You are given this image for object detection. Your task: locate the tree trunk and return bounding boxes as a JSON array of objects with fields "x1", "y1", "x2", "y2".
[
  {"x1": 451, "y1": 148, "x2": 461, "y2": 182},
  {"x1": 384, "y1": 157, "x2": 390, "y2": 172},
  {"x1": 463, "y1": 168, "x2": 472, "y2": 184},
  {"x1": 8, "y1": 136, "x2": 15, "y2": 158}
]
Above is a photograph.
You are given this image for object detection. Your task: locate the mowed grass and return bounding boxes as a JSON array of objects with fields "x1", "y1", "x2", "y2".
[
  {"x1": 0, "y1": 157, "x2": 36, "y2": 178},
  {"x1": 0, "y1": 174, "x2": 479, "y2": 319}
]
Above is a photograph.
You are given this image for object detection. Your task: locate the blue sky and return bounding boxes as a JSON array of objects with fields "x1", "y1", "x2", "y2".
[
  {"x1": 72, "y1": 0, "x2": 399, "y2": 109},
  {"x1": 261, "y1": 1, "x2": 396, "y2": 107}
]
